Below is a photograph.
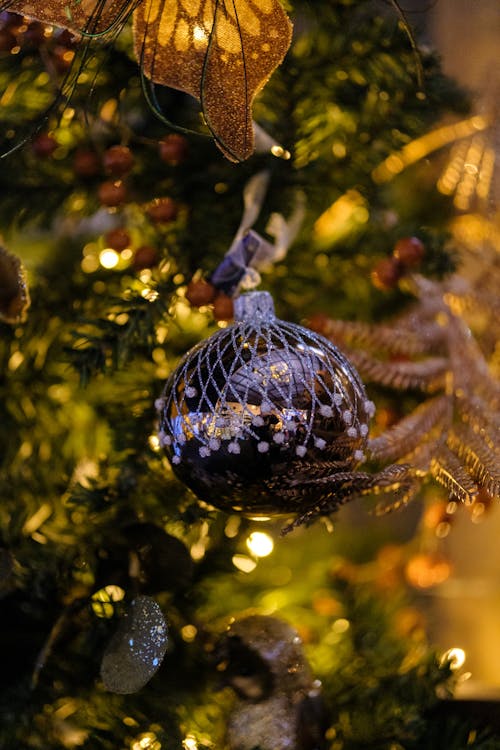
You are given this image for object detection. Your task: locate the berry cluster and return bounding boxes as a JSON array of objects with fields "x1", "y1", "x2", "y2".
[
  {"x1": 185, "y1": 278, "x2": 234, "y2": 322},
  {"x1": 371, "y1": 236, "x2": 425, "y2": 291}
]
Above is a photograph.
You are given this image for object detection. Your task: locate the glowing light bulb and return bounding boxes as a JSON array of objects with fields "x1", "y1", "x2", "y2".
[
  {"x1": 441, "y1": 647, "x2": 466, "y2": 671},
  {"x1": 246, "y1": 531, "x2": 274, "y2": 558},
  {"x1": 99, "y1": 248, "x2": 119, "y2": 269}
]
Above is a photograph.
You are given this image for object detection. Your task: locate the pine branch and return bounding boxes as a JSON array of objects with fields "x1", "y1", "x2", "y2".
[
  {"x1": 368, "y1": 395, "x2": 450, "y2": 462},
  {"x1": 399, "y1": 435, "x2": 444, "y2": 472},
  {"x1": 455, "y1": 394, "x2": 500, "y2": 454},
  {"x1": 65, "y1": 290, "x2": 171, "y2": 385},
  {"x1": 343, "y1": 349, "x2": 448, "y2": 392},
  {"x1": 318, "y1": 317, "x2": 435, "y2": 356},
  {"x1": 430, "y1": 447, "x2": 480, "y2": 505},
  {"x1": 447, "y1": 424, "x2": 500, "y2": 499}
]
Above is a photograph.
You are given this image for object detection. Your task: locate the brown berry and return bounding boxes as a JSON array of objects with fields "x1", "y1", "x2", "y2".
[
  {"x1": 393, "y1": 236, "x2": 425, "y2": 268},
  {"x1": 213, "y1": 293, "x2": 234, "y2": 321},
  {"x1": 32, "y1": 133, "x2": 57, "y2": 158},
  {"x1": 103, "y1": 145, "x2": 134, "y2": 177},
  {"x1": 159, "y1": 134, "x2": 189, "y2": 165},
  {"x1": 371, "y1": 257, "x2": 403, "y2": 290},
  {"x1": 146, "y1": 197, "x2": 178, "y2": 224},
  {"x1": 186, "y1": 279, "x2": 217, "y2": 307},
  {"x1": 73, "y1": 148, "x2": 101, "y2": 178},
  {"x1": 133, "y1": 245, "x2": 159, "y2": 271},
  {"x1": 98, "y1": 180, "x2": 128, "y2": 207},
  {"x1": 105, "y1": 228, "x2": 130, "y2": 251}
]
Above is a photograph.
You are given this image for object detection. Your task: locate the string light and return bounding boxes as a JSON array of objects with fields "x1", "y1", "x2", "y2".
[
  {"x1": 99, "y1": 248, "x2": 120, "y2": 269},
  {"x1": 246, "y1": 531, "x2": 274, "y2": 558},
  {"x1": 440, "y1": 647, "x2": 466, "y2": 671},
  {"x1": 232, "y1": 554, "x2": 257, "y2": 573},
  {"x1": 131, "y1": 732, "x2": 161, "y2": 750},
  {"x1": 91, "y1": 585, "x2": 125, "y2": 618}
]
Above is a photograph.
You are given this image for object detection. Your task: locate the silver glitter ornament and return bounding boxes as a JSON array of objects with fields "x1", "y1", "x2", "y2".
[
  {"x1": 100, "y1": 595, "x2": 168, "y2": 694},
  {"x1": 158, "y1": 291, "x2": 374, "y2": 520},
  {"x1": 217, "y1": 615, "x2": 326, "y2": 750}
]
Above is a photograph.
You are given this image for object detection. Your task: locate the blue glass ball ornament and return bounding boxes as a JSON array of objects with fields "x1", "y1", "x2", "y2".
[{"x1": 157, "y1": 292, "x2": 374, "y2": 518}]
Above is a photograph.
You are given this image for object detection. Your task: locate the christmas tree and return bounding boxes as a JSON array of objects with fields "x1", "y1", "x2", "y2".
[{"x1": 1, "y1": 1, "x2": 499, "y2": 748}]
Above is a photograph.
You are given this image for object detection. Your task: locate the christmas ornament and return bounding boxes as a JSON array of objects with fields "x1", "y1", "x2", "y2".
[
  {"x1": 217, "y1": 614, "x2": 327, "y2": 750},
  {"x1": 8, "y1": 0, "x2": 293, "y2": 161},
  {"x1": 0, "y1": 243, "x2": 30, "y2": 324},
  {"x1": 158, "y1": 290, "x2": 412, "y2": 530},
  {"x1": 100, "y1": 595, "x2": 168, "y2": 694}
]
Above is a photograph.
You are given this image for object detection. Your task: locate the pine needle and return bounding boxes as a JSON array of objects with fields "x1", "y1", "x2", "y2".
[
  {"x1": 447, "y1": 424, "x2": 500, "y2": 499},
  {"x1": 368, "y1": 395, "x2": 450, "y2": 462},
  {"x1": 430, "y1": 448, "x2": 480, "y2": 505},
  {"x1": 344, "y1": 349, "x2": 448, "y2": 392}
]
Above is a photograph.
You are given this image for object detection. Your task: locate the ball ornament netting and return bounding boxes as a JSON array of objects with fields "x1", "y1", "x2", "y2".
[{"x1": 157, "y1": 292, "x2": 374, "y2": 517}]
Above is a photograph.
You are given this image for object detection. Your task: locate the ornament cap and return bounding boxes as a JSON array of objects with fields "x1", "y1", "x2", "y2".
[{"x1": 234, "y1": 291, "x2": 275, "y2": 324}]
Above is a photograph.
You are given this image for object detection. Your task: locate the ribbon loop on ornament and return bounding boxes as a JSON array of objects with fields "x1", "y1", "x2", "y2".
[{"x1": 210, "y1": 172, "x2": 305, "y2": 296}]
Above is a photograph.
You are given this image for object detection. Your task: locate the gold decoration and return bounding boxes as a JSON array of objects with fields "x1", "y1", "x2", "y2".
[
  {"x1": 9, "y1": 0, "x2": 293, "y2": 161},
  {"x1": 313, "y1": 271, "x2": 500, "y2": 515},
  {"x1": 0, "y1": 243, "x2": 30, "y2": 324}
]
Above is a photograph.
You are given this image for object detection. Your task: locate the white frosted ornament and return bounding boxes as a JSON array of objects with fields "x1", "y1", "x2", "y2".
[{"x1": 158, "y1": 292, "x2": 373, "y2": 522}]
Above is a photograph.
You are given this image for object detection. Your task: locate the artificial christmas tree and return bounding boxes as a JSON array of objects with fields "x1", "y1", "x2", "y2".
[{"x1": 1, "y1": 1, "x2": 499, "y2": 748}]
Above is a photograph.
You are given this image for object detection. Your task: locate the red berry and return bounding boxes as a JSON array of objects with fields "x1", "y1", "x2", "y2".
[
  {"x1": 371, "y1": 257, "x2": 403, "y2": 291},
  {"x1": 103, "y1": 145, "x2": 134, "y2": 177},
  {"x1": 159, "y1": 134, "x2": 189, "y2": 165},
  {"x1": 213, "y1": 293, "x2": 234, "y2": 321},
  {"x1": 73, "y1": 148, "x2": 101, "y2": 178},
  {"x1": 98, "y1": 180, "x2": 128, "y2": 207},
  {"x1": 146, "y1": 197, "x2": 178, "y2": 224},
  {"x1": 185, "y1": 279, "x2": 217, "y2": 307},
  {"x1": 133, "y1": 245, "x2": 159, "y2": 271},
  {"x1": 32, "y1": 133, "x2": 57, "y2": 158},
  {"x1": 105, "y1": 228, "x2": 131, "y2": 251},
  {"x1": 393, "y1": 236, "x2": 425, "y2": 268}
]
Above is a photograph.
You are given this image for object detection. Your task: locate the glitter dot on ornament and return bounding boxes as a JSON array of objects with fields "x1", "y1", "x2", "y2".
[{"x1": 158, "y1": 291, "x2": 371, "y2": 518}]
